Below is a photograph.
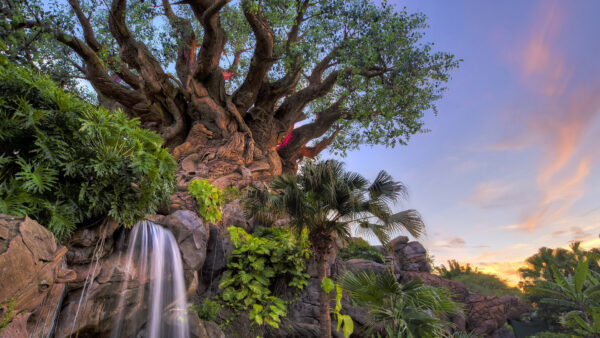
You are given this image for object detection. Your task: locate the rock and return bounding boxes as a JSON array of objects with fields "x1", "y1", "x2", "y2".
[
  {"x1": 155, "y1": 210, "x2": 209, "y2": 271},
  {"x1": 188, "y1": 312, "x2": 226, "y2": 338},
  {"x1": 66, "y1": 218, "x2": 120, "y2": 265},
  {"x1": 466, "y1": 294, "x2": 531, "y2": 336},
  {"x1": 344, "y1": 259, "x2": 388, "y2": 275},
  {"x1": 201, "y1": 225, "x2": 233, "y2": 286},
  {"x1": 218, "y1": 200, "x2": 247, "y2": 230},
  {"x1": 0, "y1": 215, "x2": 75, "y2": 338},
  {"x1": 399, "y1": 271, "x2": 470, "y2": 302},
  {"x1": 389, "y1": 236, "x2": 431, "y2": 272}
]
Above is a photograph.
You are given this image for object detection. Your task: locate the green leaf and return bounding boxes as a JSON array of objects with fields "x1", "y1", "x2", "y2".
[
  {"x1": 342, "y1": 314, "x2": 354, "y2": 338},
  {"x1": 321, "y1": 277, "x2": 334, "y2": 294},
  {"x1": 574, "y1": 257, "x2": 589, "y2": 294}
]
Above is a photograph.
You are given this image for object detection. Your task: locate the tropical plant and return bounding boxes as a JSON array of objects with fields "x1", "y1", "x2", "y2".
[
  {"x1": 519, "y1": 242, "x2": 600, "y2": 284},
  {"x1": 0, "y1": 57, "x2": 176, "y2": 239},
  {"x1": 218, "y1": 226, "x2": 310, "y2": 328},
  {"x1": 188, "y1": 179, "x2": 225, "y2": 224},
  {"x1": 338, "y1": 237, "x2": 386, "y2": 264},
  {"x1": 436, "y1": 260, "x2": 475, "y2": 279},
  {"x1": 340, "y1": 269, "x2": 463, "y2": 337},
  {"x1": 243, "y1": 159, "x2": 425, "y2": 338},
  {"x1": 321, "y1": 277, "x2": 354, "y2": 338},
  {"x1": 525, "y1": 255, "x2": 600, "y2": 337},
  {"x1": 191, "y1": 298, "x2": 221, "y2": 322}
]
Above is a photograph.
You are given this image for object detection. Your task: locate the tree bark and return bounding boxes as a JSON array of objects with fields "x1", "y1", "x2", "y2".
[{"x1": 312, "y1": 232, "x2": 333, "y2": 338}]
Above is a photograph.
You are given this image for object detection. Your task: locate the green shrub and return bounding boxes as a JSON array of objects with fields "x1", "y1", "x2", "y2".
[
  {"x1": 451, "y1": 273, "x2": 522, "y2": 297},
  {"x1": 0, "y1": 57, "x2": 176, "y2": 239},
  {"x1": 192, "y1": 298, "x2": 221, "y2": 322},
  {"x1": 218, "y1": 226, "x2": 311, "y2": 328},
  {"x1": 223, "y1": 186, "x2": 241, "y2": 203},
  {"x1": 436, "y1": 260, "x2": 475, "y2": 279},
  {"x1": 188, "y1": 179, "x2": 224, "y2": 224},
  {"x1": 338, "y1": 237, "x2": 385, "y2": 264}
]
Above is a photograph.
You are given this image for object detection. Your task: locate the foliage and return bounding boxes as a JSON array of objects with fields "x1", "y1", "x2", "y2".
[
  {"x1": 218, "y1": 226, "x2": 310, "y2": 328},
  {"x1": 321, "y1": 277, "x2": 354, "y2": 338},
  {"x1": 435, "y1": 260, "x2": 520, "y2": 297},
  {"x1": 520, "y1": 243, "x2": 600, "y2": 329},
  {"x1": 0, "y1": 58, "x2": 176, "y2": 239},
  {"x1": 188, "y1": 179, "x2": 224, "y2": 224},
  {"x1": 243, "y1": 159, "x2": 426, "y2": 337},
  {"x1": 191, "y1": 298, "x2": 221, "y2": 322},
  {"x1": 223, "y1": 186, "x2": 242, "y2": 203},
  {"x1": 525, "y1": 255, "x2": 600, "y2": 337},
  {"x1": 0, "y1": 297, "x2": 16, "y2": 332},
  {"x1": 530, "y1": 332, "x2": 577, "y2": 338},
  {"x1": 436, "y1": 260, "x2": 475, "y2": 279},
  {"x1": 519, "y1": 242, "x2": 600, "y2": 284},
  {"x1": 340, "y1": 269, "x2": 463, "y2": 338},
  {"x1": 2, "y1": 0, "x2": 459, "y2": 161},
  {"x1": 338, "y1": 237, "x2": 385, "y2": 264}
]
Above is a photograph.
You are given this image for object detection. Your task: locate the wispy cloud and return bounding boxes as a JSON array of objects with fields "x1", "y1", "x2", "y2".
[{"x1": 466, "y1": 180, "x2": 526, "y2": 209}]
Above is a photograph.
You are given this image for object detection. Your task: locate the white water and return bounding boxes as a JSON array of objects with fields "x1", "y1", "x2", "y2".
[{"x1": 111, "y1": 220, "x2": 190, "y2": 338}]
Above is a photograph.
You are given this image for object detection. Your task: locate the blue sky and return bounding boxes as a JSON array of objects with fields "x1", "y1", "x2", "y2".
[{"x1": 330, "y1": 0, "x2": 600, "y2": 283}]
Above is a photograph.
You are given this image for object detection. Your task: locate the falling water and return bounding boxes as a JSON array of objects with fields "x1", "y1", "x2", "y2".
[{"x1": 111, "y1": 220, "x2": 189, "y2": 338}]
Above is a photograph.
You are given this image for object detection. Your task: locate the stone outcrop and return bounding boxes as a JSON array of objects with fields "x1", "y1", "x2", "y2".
[
  {"x1": 0, "y1": 215, "x2": 75, "y2": 338},
  {"x1": 388, "y1": 235, "x2": 431, "y2": 272}
]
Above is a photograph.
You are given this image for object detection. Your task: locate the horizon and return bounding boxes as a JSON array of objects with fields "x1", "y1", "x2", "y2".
[{"x1": 331, "y1": 0, "x2": 600, "y2": 285}]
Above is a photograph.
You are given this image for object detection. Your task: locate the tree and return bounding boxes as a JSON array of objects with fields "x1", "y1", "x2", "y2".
[
  {"x1": 526, "y1": 256, "x2": 600, "y2": 337},
  {"x1": 1, "y1": 0, "x2": 458, "y2": 186},
  {"x1": 243, "y1": 159, "x2": 425, "y2": 337},
  {"x1": 340, "y1": 269, "x2": 463, "y2": 337}
]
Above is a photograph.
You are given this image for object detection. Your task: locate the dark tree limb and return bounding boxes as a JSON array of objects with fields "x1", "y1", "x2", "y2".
[
  {"x1": 162, "y1": 0, "x2": 197, "y2": 83},
  {"x1": 231, "y1": 4, "x2": 275, "y2": 114},
  {"x1": 67, "y1": 0, "x2": 102, "y2": 52},
  {"x1": 190, "y1": 0, "x2": 229, "y2": 80}
]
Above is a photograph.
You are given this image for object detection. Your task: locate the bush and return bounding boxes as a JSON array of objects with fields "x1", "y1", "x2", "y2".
[
  {"x1": 435, "y1": 260, "x2": 521, "y2": 297},
  {"x1": 218, "y1": 226, "x2": 311, "y2": 328},
  {"x1": 0, "y1": 57, "x2": 176, "y2": 239},
  {"x1": 338, "y1": 237, "x2": 385, "y2": 264},
  {"x1": 188, "y1": 179, "x2": 224, "y2": 224},
  {"x1": 193, "y1": 298, "x2": 221, "y2": 322}
]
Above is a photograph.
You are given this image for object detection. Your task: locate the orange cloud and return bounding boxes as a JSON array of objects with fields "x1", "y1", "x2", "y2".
[
  {"x1": 520, "y1": 0, "x2": 572, "y2": 97},
  {"x1": 477, "y1": 260, "x2": 529, "y2": 287}
]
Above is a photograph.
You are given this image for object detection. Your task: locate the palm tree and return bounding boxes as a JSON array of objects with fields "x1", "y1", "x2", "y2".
[
  {"x1": 340, "y1": 269, "x2": 463, "y2": 337},
  {"x1": 243, "y1": 159, "x2": 425, "y2": 338}
]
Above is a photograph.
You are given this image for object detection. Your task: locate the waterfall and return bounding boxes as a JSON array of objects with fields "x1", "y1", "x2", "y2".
[{"x1": 111, "y1": 220, "x2": 190, "y2": 338}]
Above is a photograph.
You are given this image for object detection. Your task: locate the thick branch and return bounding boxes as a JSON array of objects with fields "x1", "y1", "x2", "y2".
[
  {"x1": 67, "y1": 0, "x2": 102, "y2": 52},
  {"x1": 274, "y1": 70, "x2": 340, "y2": 128},
  {"x1": 277, "y1": 99, "x2": 344, "y2": 161},
  {"x1": 163, "y1": 0, "x2": 196, "y2": 83},
  {"x1": 190, "y1": 0, "x2": 229, "y2": 79},
  {"x1": 231, "y1": 5, "x2": 275, "y2": 113}
]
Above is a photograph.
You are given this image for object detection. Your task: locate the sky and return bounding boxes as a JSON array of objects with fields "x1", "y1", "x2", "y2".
[{"x1": 329, "y1": 0, "x2": 600, "y2": 285}]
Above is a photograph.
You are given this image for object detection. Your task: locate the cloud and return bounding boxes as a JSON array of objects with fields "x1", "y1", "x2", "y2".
[
  {"x1": 466, "y1": 180, "x2": 526, "y2": 209},
  {"x1": 435, "y1": 237, "x2": 466, "y2": 248}
]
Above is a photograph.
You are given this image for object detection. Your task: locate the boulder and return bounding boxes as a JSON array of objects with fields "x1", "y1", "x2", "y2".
[
  {"x1": 0, "y1": 215, "x2": 75, "y2": 338},
  {"x1": 201, "y1": 225, "x2": 233, "y2": 286},
  {"x1": 389, "y1": 236, "x2": 431, "y2": 272},
  {"x1": 466, "y1": 294, "x2": 531, "y2": 336},
  {"x1": 344, "y1": 259, "x2": 388, "y2": 275}
]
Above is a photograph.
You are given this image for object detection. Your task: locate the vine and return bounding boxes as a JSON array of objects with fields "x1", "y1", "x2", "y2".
[{"x1": 321, "y1": 277, "x2": 354, "y2": 338}]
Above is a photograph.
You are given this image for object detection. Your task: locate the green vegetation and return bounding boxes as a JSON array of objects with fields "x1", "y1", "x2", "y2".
[
  {"x1": 436, "y1": 260, "x2": 521, "y2": 297},
  {"x1": 340, "y1": 269, "x2": 463, "y2": 337},
  {"x1": 243, "y1": 159, "x2": 425, "y2": 338},
  {"x1": 338, "y1": 238, "x2": 386, "y2": 264},
  {"x1": 0, "y1": 57, "x2": 176, "y2": 239},
  {"x1": 218, "y1": 226, "x2": 310, "y2": 328},
  {"x1": 524, "y1": 255, "x2": 600, "y2": 337},
  {"x1": 321, "y1": 277, "x2": 354, "y2": 338},
  {"x1": 0, "y1": 297, "x2": 16, "y2": 332},
  {"x1": 192, "y1": 298, "x2": 221, "y2": 322},
  {"x1": 223, "y1": 186, "x2": 242, "y2": 203},
  {"x1": 188, "y1": 179, "x2": 225, "y2": 224}
]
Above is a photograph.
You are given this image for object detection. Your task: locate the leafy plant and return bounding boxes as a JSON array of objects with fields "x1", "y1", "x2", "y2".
[
  {"x1": 436, "y1": 260, "x2": 475, "y2": 279},
  {"x1": 0, "y1": 57, "x2": 176, "y2": 239},
  {"x1": 223, "y1": 186, "x2": 242, "y2": 203},
  {"x1": 340, "y1": 269, "x2": 463, "y2": 338},
  {"x1": 188, "y1": 179, "x2": 224, "y2": 224},
  {"x1": 338, "y1": 237, "x2": 385, "y2": 264},
  {"x1": 192, "y1": 298, "x2": 221, "y2": 322},
  {"x1": 218, "y1": 226, "x2": 310, "y2": 328},
  {"x1": 321, "y1": 277, "x2": 354, "y2": 338},
  {"x1": 243, "y1": 159, "x2": 426, "y2": 338},
  {"x1": 526, "y1": 255, "x2": 600, "y2": 337}
]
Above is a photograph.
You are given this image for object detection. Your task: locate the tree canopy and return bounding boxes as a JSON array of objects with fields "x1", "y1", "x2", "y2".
[{"x1": 1, "y1": 0, "x2": 458, "y2": 173}]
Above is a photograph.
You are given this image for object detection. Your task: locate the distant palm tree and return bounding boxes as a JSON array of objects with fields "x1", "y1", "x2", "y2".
[
  {"x1": 243, "y1": 159, "x2": 425, "y2": 338},
  {"x1": 340, "y1": 269, "x2": 463, "y2": 337}
]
